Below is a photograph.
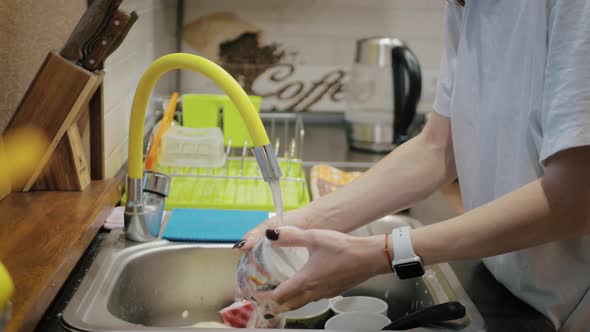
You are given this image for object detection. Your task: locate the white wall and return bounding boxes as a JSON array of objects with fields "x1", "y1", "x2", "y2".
[
  {"x1": 181, "y1": 0, "x2": 445, "y2": 112},
  {"x1": 102, "y1": 0, "x2": 177, "y2": 177}
]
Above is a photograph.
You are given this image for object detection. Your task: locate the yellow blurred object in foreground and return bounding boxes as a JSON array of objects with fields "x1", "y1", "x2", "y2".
[
  {"x1": 0, "y1": 126, "x2": 47, "y2": 326},
  {"x1": 0, "y1": 136, "x2": 9, "y2": 200},
  {"x1": 0, "y1": 127, "x2": 48, "y2": 191},
  {"x1": 0, "y1": 262, "x2": 13, "y2": 314}
]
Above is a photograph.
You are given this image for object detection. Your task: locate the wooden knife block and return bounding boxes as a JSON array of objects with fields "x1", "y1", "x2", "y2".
[
  {"x1": 35, "y1": 124, "x2": 91, "y2": 191},
  {"x1": 35, "y1": 87, "x2": 105, "y2": 191},
  {"x1": 5, "y1": 51, "x2": 105, "y2": 192}
]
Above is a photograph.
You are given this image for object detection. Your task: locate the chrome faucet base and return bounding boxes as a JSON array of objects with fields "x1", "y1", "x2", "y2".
[
  {"x1": 124, "y1": 209, "x2": 157, "y2": 242},
  {"x1": 124, "y1": 171, "x2": 171, "y2": 242}
]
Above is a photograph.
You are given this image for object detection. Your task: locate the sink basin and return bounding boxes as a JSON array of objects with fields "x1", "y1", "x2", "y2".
[
  {"x1": 62, "y1": 214, "x2": 484, "y2": 331},
  {"x1": 107, "y1": 246, "x2": 239, "y2": 326}
]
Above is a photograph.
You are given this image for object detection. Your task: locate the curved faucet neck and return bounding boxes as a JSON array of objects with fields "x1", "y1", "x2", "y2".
[
  {"x1": 124, "y1": 53, "x2": 281, "y2": 242},
  {"x1": 127, "y1": 53, "x2": 270, "y2": 181}
]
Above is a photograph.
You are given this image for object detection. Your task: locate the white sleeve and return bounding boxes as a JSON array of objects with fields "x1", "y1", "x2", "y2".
[
  {"x1": 540, "y1": 0, "x2": 590, "y2": 162},
  {"x1": 432, "y1": 3, "x2": 462, "y2": 118}
]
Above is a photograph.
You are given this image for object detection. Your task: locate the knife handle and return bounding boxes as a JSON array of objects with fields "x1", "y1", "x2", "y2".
[
  {"x1": 82, "y1": 10, "x2": 132, "y2": 71},
  {"x1": 104, "y1": 11, "x2": 138, "y2": 63},
  {"x1": 61, "y1": 0, "x2": 122, "y2": 61},
  {"x1": 384, "y1": 301, "x2": 466, "y2": 330}
]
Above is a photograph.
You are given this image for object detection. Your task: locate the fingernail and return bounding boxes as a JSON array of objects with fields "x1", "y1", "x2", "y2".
[
  {"x1": 233, "y1": 239, "x2": 246, "y2": 249},
  {"x1": 261, "y1": 283, "x2": 279, "y2": 292},
  {"x1": 264, "y1": 314, "x2": 275, "y2": 320},
  {"x1": 265, "y1": 229, "x2": 280, "y2": 241}
]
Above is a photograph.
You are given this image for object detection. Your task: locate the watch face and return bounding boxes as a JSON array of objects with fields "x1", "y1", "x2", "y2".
[{"x1": 394, "y1": 262, "x2": 425, "y2": 280}]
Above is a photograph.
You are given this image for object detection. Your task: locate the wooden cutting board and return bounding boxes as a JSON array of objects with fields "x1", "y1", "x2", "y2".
[{"x1": 4, "y1": 51, "x2": 103, "y2": 192}]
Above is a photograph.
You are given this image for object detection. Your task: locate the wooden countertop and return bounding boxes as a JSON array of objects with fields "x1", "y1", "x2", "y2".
[{"x1": 0, "y1": 178, "x2": 121, "y2": 332}]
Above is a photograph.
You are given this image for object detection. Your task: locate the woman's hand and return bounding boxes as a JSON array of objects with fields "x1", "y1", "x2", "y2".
[
  {"x1": 255, "y1": 227, "x2": 392, "y2": 314},
  {"x1": 235, "y1": 207, "x2": 318, "y2": 251}
]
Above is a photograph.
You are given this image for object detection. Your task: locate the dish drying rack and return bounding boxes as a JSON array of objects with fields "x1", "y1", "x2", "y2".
[{"x1": 148, "y1": 113, "x2": 310, "y2": 212}]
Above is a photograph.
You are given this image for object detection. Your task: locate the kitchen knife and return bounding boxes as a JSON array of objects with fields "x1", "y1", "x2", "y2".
[
  {"x1": 61, "y1": 0, "x2": 123, "y2": 62},
  {"x1": 80, "y1": 0, "x2": 124, "y2": 63},
  {"x1": 82, "y1": 10, "x2": 138, "y2": 71},
  {"x1": 103, "y1": 11, "x2": 138, "y2": 60}
]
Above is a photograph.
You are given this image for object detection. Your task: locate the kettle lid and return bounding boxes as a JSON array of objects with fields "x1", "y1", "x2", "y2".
[{"x1": 355, "y1": 37, "x2": 406, "y2": 65}]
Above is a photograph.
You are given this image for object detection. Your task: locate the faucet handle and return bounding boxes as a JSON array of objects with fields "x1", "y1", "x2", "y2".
[{"x1": 143, "y1": 170, "x2": 170, "y2": 197}]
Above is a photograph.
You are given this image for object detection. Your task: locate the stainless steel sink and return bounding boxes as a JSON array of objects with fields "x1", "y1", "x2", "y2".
[
  {"x1": 62, "y1": 214, "x2": 484, "y2": 332},
  {"x1": 63, "y1": 142, "x2": 484, "y2": 331},
  {"x1": 107, "y1": 245, "x2": 239, "y2": 326}
]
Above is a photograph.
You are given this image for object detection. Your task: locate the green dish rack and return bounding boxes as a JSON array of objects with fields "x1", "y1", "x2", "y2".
[
  {"x1": 122, "y1": 112, "x2": 309, "y2": 212},
  {"x1": 155, "y1": 158, "x2": 309, "y2": 211}
]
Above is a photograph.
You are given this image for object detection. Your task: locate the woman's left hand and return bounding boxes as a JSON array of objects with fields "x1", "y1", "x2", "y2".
[{"x1": 255, "y1": 227, "x2": 392, "y2": 315}]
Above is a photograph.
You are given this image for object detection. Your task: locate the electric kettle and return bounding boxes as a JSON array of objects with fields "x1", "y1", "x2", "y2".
[{"x1": 345, "y1": 37, "x2": 422, "y2": 152}]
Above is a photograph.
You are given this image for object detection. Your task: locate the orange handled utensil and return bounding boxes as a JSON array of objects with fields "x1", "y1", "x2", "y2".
[{"x1": 145, "y1": 92, "x2": 179, "y2": 170}]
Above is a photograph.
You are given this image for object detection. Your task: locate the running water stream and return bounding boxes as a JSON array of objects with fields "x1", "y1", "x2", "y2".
[{"x1": 269, "y1": 180, "x2": 283, "y2": 226}]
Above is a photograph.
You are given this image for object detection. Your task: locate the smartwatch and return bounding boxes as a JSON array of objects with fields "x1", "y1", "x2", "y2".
[{"x1": 391, "y1": 226, "x2": 425, "y2": 279}]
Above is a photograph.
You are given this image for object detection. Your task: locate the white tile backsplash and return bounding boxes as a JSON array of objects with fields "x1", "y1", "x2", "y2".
[
  {"x1": 104, "y1": 92, "x2": 133, "y2": 159},
  {"x1": 102, "y1": 0, "x2": 177, "y2": 177}
]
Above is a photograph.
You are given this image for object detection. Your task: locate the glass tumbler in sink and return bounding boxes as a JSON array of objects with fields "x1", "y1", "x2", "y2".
[{"x1": 237, "y1": 229, "x2": 309, "y2": 305}]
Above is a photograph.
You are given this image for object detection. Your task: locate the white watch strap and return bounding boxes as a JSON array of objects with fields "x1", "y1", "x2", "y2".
[{"x1": 391, "y1": 226, "x2": 418, "y2": 264}]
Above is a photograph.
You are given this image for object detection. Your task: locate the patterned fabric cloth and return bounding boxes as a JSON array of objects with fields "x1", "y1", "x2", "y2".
[{"x1": 309, "y1": 165, "x2": 363, "y2": 200}]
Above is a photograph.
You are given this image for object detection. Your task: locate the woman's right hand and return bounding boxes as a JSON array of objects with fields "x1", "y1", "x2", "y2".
[{"x1": 235, "y1": 207, "x2": 317, "y2": 252}]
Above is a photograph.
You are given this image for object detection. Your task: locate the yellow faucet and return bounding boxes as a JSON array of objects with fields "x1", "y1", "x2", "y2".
[{"x1": 124, "y1": 53, "x2": 282, "y2": 242}]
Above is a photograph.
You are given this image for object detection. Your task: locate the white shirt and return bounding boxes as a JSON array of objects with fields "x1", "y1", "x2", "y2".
[{"x1": 433, "y1": 1, "x2": 590, "y2": 331}]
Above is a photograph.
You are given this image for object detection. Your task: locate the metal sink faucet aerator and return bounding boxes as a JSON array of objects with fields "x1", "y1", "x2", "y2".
[{"x1": 124, "y1": 53, "x2": 281, "y2": 242}]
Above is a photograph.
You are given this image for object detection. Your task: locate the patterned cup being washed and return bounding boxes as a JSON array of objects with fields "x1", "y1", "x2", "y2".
[{"x1": 236, "y1": 229, "x2": 309, "y2": 304}]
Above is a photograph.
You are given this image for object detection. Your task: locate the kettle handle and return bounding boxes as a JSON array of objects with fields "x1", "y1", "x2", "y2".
[{"x1": 391, "y1": 46, "x2": 422, "y2": 144}]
